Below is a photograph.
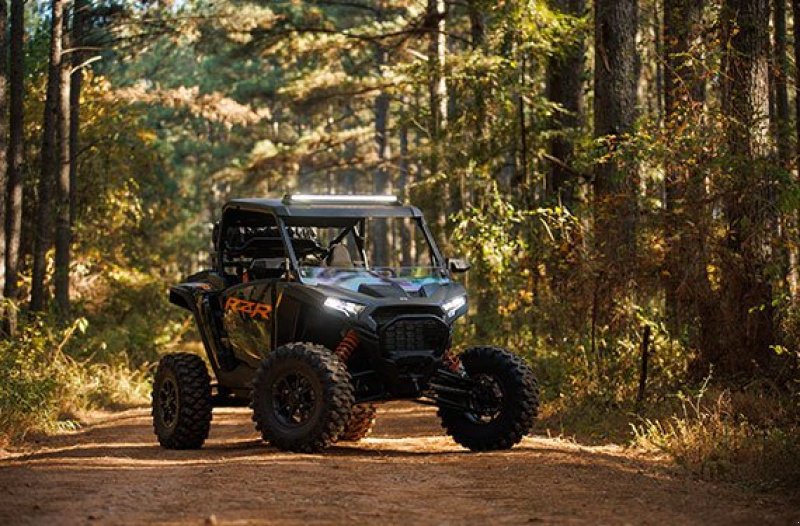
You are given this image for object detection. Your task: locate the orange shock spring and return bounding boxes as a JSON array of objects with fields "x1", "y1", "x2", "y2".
[
  {"x1": 442, "y1": 348, "x2": 461, "y2": 373},
  {"x1": 335, "y1": 330, "x2": 359, "y2": 362}
]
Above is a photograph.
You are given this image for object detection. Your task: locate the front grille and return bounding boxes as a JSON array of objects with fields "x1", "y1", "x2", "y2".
[
  {"x1": 380, "y1": 316, "x2": 449, "y2": 354},
  {"x1": 372, "y1": 306, "x2": 443, "y2": 325}
]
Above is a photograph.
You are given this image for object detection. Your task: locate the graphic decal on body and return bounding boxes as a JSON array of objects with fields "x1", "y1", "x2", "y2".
[{"x1": 224, "y1": 297, "x2": 272, "y2": 320}]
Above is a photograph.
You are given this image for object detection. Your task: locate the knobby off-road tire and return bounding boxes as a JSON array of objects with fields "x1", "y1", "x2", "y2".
[
  {"x1": 338, "y1": 404, "x2": 377, "y2": 442},
  {"x1": 152, "y1": 352, "x2": 213, "y2": 449},
  {"x1": 438, "y1": 346, "x2": 539, "y2": 451},
  {"x1": 251, "y1": 342, "x2": 354, "y2": 452}
]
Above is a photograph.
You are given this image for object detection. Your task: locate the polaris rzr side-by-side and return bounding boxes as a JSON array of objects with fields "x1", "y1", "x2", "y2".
[{"x1": 153, "y1": 194, "x2": 539, "y2": 452}]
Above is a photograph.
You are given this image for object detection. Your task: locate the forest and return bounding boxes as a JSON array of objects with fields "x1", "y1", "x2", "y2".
[{"x1": 0, "y1": 0, "x2": 799, "y2": 501}]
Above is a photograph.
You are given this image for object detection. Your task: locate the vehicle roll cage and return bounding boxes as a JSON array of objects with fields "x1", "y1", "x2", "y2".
[{"x1": 215, "y1": 197, "x2": 447, "y2": 280}]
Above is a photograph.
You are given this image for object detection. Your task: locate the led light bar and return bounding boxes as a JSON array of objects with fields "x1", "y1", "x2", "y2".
[{"x1": 283, "y1": 194, "x2": 399, "y2": 205}]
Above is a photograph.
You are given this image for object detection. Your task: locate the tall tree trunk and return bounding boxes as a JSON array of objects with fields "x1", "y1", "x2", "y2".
[
  {"x1": 718, "y1": 0, "x2": 774, "y2": 372},
  {"x1": 516, "y1": 53, "x2": 529, "y2": 197},
  {"x1": 54, "y1": 17, "x2": 71, "y2": 316},
  {"x1": 791, "y1": 0, "x2": 800, "y2": 299},
  {"x1": 372, "y1": 1, "x2": 391, "y2": 266},
  {"x1": 774, "y1": 0, "x2": 790, "y2": 166},
  {"x1": 31, "y1": 0, "x2": 67, "y2": 311},
  {"x1": 427, "y1": 0, "x2": 447, "y2": 231},
  {"x1": 654, "y1": 0, "x2": 664, "y2": 123},
  {"x1": 775, "y1": 0, "x2": 800, "y2": 300},
  {"x1": 4, "y1": 0, "x2": 24, "y2": 316},
  {"x1": 546, "y1": 0, "x2": 585, "y2": 208},
  {"x1": 0, "y1": 0, "x2": 8, "y2": 294},
  {"x1": 592, "y1": 0, "x2": 639, "y2": 302},
  {"x1": 70, "y1": 0, "x2": 87, "y2": 229},
  {"x1": 398, "y1": 119, "x2": 413, "y2": 267},
  {"x1": 467, "y1": 0, "x2": 485, "y2": 208},
  {"x1": 373, "y1": 87, "x2": 391, "y2": 265},
  {"x1": 663, "y1": 0, "x2": 708, "y2": 334}
]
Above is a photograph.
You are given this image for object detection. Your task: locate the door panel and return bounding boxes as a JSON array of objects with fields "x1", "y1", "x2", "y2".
[{"x1": 221, "y1": 280, "x2": 275, "y2": 367}]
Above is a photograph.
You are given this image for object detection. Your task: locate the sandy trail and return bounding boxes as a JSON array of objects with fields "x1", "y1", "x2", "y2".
[{"x1": 0, "y1": 403, "x2": 796, "y2": 525}]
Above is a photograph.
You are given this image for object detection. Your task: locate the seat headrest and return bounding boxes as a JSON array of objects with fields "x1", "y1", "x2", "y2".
[{"x1": 327, "y1": 244, "x2": 353, "y2": 268}]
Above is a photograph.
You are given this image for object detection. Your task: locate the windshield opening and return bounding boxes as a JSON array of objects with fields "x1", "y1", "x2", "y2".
[{"x1": 285, "y1": 216, "x2": 448, "y2": 293}]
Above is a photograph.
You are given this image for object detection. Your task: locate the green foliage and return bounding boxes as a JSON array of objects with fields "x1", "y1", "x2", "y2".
[
  {"x1": 0, "y1": 309, "x2": 148, "y2": 444},
  {"x1": 0, "y1": 268, "x2": 188, "y2": 444}
]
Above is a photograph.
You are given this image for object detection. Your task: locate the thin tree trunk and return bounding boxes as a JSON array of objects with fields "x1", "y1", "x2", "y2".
[
  {"x1": 500, "y1": 29, "x2": 518, "y2": 192},
  {"x1": 791, "y1": 0, "x2": 800, "y2": 299},
  {"x1": 546, "y1": 0, "x2": 585, "y2": 207},
  {"x1": 427, "y1": 0, "x2": 447, "y2": 230},
  {"x1": 398, "y1": 120, "x2": 413, "y2": 267},
  {"x1": 516, "y1": 53, "x2": 529, "y2": 197},
  {"x1": 54, "y1": 16, "x2": 72, "y2": 316},
  {"x1": 4, "y1": 0, "x2": 24, "y2": 316},
  {"x1": 794, "y1": 0, "x2": 800, "y2": 165},
  {"x1": 654, "y1": 0, "x2": 664, "y2": 123},
  {"x1": 373, "y1": 87, "x2": 391, "y2": 265},
  {"x1": 31, "y1": 0, "x2": 67, "y2": 312},
  {"x1": 467, "y1": 0, "x2": 485, "y2": 207},
  {"x1": 718, "y1": 0, "x2": 774, "y2": 372},
  {"x1": 774, "y1": 0, "x2": 790, "y2": 165},
  {"x1": 70, "y1": 0, "x2": 87, "y2": 230},
  {"x1": 0, "y1": 0, "x2": 8, "y2": 293},
  {"x1": 373, "y1": 1, "x2": 391, "y2": 266},
  {"x1": 774, "y1": 0, "x2": 800, "y2": 299}
]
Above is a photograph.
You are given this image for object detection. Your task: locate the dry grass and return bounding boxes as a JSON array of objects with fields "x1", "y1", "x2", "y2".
[{"x1": 632, "y1": 381, "x2": 800, "y2": 491}]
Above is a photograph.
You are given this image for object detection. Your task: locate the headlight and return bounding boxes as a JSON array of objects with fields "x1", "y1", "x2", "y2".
[
  {"x1": 324, "y1": 297, "x2": 365, "y2": 317},
  {"x1": 443, "y1": 295, "x2": 467, "y2": 317}
]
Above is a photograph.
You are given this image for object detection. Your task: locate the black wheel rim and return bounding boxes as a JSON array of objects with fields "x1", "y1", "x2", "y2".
[
  {"x1": 272, "y1": 371, "x2": 317, "y2": 427},
  {"x1": 467, "y1": 374, "x2": 503, "y2": 425},
  {"x1": 159, "y1": 376, "x2": 179, "y2": 429}
]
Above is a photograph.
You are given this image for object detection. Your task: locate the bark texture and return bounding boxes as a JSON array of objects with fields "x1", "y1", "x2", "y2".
[
  {"x1": 0, "y1": 0, "x2": 8, "y2": 289},
  {"x1": 718, "y1": 0, "x2": 774, "y2": 372},
  {"x1": 592, "y1": 0, "x2": 639, "y2": 288},
  {"x1": 546, "y1": 0, "x2": 586, "y2": 207},
  {"x1": 31, "y1": 0, "x2": 67, "y2": 311},
  {"x1": 55, "y1": 15, "x2": 72, "y2": 315},
  {"x1": 4, "y1": 0, "x2": 24, "y2": 309}
]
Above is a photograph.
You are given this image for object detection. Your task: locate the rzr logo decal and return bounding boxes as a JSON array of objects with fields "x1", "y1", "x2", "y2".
[{"x1": 225, "y1": 297, "x2": 272, "y2": 320}]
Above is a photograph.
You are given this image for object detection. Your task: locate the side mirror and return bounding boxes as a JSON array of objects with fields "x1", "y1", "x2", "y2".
[{"x1": 447, "y1": 258, "x2": 471, "y2": 273}]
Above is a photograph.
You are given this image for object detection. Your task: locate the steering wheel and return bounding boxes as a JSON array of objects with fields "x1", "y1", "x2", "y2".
[{"x1": 369, "y1": 268, "x2": 396, "y2": 278}]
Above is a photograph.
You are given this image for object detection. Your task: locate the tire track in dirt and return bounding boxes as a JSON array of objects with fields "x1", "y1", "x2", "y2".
[{"x1": 0, "y1": 403, "x2": 796, "y2": 525}]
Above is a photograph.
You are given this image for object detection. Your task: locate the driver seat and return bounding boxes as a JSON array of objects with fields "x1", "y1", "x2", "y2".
[{"x1": 326, "y1": 244, "x2": 353, "y2": 268}]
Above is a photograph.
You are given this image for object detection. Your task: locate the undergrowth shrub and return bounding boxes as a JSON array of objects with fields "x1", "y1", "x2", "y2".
[
  {"x1": 0, "y1": 269, "x2": 189, "y2": 445},
  {"x1": 632, "y1": 378, "x2": 800, "y2": 490}
]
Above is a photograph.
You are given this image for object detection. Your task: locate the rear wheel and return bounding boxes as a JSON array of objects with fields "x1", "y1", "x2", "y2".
[
  {"x1": 251, "y1": 342, "x2": 354, "y2": 452},
  {"x1": 151, "y1": 353, "x2": 213, "y2": 449},
  {"x1": 338, "y1": 404, "x2": 377, "y2": 442},
  {"x1": 438, "y1": 346, "x2": 538, "y2": 451}
]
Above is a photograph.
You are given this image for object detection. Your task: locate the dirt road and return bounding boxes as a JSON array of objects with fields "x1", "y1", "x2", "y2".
[{"x1": 0, "y1": 403, "x2": 796, "y2": 525}]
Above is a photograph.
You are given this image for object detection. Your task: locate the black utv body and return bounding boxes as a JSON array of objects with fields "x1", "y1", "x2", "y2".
[{"x1": 153, "y1": 195, "x2": 539, "y2": 452}]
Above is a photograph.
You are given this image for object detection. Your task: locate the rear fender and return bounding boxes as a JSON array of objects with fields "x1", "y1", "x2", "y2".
[
  {"x1": 169, "y1": 282, "x2": 238, "y2": 375},
  {"x1": 169, "y1": 283, "x2": 210, "y2": 312}
]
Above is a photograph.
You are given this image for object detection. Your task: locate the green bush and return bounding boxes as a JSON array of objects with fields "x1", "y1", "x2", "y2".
[{"x1": 0, "y1": 270, "x2": 187, "y2": 445}]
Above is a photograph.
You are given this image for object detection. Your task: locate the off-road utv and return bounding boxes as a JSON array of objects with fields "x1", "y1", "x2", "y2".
[{"x1": 153, "y1": 194, "x2": 539, "y2": 452}]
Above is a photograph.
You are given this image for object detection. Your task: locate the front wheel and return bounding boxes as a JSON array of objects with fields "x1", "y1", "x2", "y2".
[
  {"x1": 438, "y1": 346, "x2": 539, "y2": 451},
  {"x1": 251, "y1": 342, "x2": 354, "y2": 452}
]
